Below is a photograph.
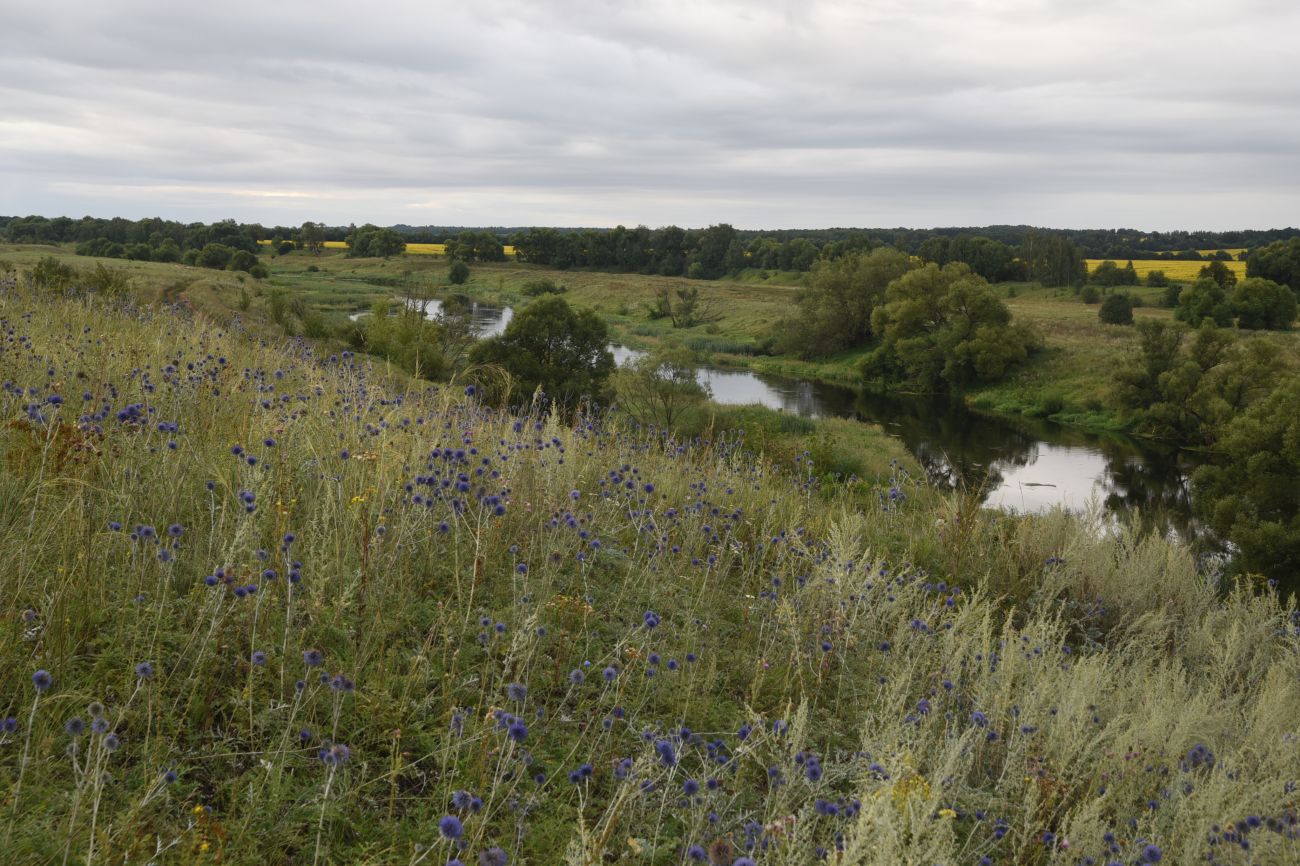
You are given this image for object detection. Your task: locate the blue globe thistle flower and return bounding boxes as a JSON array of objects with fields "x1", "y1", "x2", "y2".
[
  {"x1": 104, "y1": 733, "x2": 121, "y2": 752},
  {"x1": 65, "y1": 717, "x2": 85, "y2": 737},
  {"x1": 682, "y1": 778, "x2": 699, "y2": 796},
  {"x1": 687, "y1": 845, "x2": 707, "y2": 861},
  {"x1": 452, "y1": 790, "x2": 474, "y2": 811},
  {"x1": 439, "y1": 815, "x2": 464, "y2": 840},
  {"x1": 734, "y1": 858, "x2": 756, "y2": 866},
  {"x1": 643, "y1": 610, "x2": 660, "y2": 629},
  {"x1": 507, "y1": 720, "x2": 527, "y2": 742},
  {"x1": 163, "y1": 769, "x2": 178, "y2": 784},
  {"x1": 2, "y1": 718, "x2": 17, "y2": 733},
  {"x1": 1141, "y1": 844, "x2": 1162, "y2": 863},
  {"x1": 655, "y1": 740, "x2": 676, "y2": 767},
  {"x1": 32, "y1": 670, "x2": 53, "y2": 692},
  {"x1": 251, "y1": 651, "x2": 267, "y2": 666},
  {"x1": 478, "y1": 848, "x2": 507, "y2": 866},
  {"x1": 91, "y1": 716, "x2": 110, "y2": 735},
  {"x1": 568, "y1": 670, "x2": 585, "y2": 685},
  {"x1": 135, "y1": 661, "x2": 155, "y2": 679},
  {"x1": 319, "y1": 743, "x2": 350, "y2": 765},
  {"x1": 303, "y1": 649, "x2": 324, "y2": 668},
  {"x1": 506, "y1": 682, "x2": 527, "y2": 702},
  {"x1": 602, "y1": 666, "x2": 618, "y2": 682}
]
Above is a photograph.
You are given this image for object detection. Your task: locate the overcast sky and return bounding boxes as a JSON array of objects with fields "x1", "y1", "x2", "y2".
[{"x1": 2, "y1": 0, "x2": 1298, "y2": 230}]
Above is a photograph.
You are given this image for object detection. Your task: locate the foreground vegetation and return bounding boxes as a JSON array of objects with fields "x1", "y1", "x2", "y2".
[{"x1": 4, "y1": 263, "x2": 1300, "y2": 866}]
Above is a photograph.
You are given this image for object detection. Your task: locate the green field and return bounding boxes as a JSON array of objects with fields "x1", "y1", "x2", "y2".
[{"x1": 2, "y1": 266, "x2": 1299, "y2": 864}]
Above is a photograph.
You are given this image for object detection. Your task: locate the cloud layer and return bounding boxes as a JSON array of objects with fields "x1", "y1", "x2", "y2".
[{"x1": 3, "y1": 0, "x2": 1298, "y2": 229}]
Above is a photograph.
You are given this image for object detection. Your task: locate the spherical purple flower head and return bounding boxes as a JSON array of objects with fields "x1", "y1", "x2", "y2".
[
  {"x1": 506, "y1": 720, "x2": 527, "y2": 742},
  {"x1": 2, "y1": 718, "x2": 17, "y2": 733},
  {"x1": 103, "y1": 733, "x2": 121, "y2": 752},
  {"x1": 734, "y1": 859, "x2": 756, "y2": 866},
  {"x1": 91, "y1": 716, "x2": 110, "y2": 735},
  {"x1": 568, "y1": 669, "x2": 585, "y2": 685},
  {"x1": 478, "y1": 847, "x2": 508, "y2": 866},
  {"x1": 682, "y1": 778, "x2": 700, "y2": 796},
  {"x1": 452, "y1": 790, "x2": 474, "y2": 811},
  {"x1": 602, "y1": 665, "x2": 618, "y2": 682},
  {"x1": 655, "y1": 739, "x2": 677, "y2": 768},
  {"x1": 439, "y1": 815, "x2": 464, "y2": 840},
  {"x1": 65, "y1": 717, "x2": 85, "y2": 737},
  {"x1": 643, "y1": 610, "x2": 660, "y2": 630},
  {"x1": 319, "y1": 743, "x2": 350, "y2": 766},
  {"x1": 303, "y1": 649, "x2": 324, "y2": 668},
  {"x1": 251, "y1": 651, "x2": 267, "y2": 666},
  {"x1": 1140, "y1": 844, "x2": 1162, "y2": 863},
  {"x1": 167, "y1": 524, "x2": 184, "y2": 538},
  {"x1": 687, "y1": 845, "x2": 707, "y2": 861},
  {"x1": 31, "y1": 669, "x2": 53, "y2": 692}
]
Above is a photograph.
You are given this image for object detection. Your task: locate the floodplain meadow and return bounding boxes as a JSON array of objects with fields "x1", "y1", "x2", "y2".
[{"x1": 1, "y1": 268, "x2": 1299, "y2": 865}]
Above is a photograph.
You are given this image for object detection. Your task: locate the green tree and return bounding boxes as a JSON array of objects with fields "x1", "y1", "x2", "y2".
[
  {"x1": 1146, "y1": 270, "x2": 1169, "y2": 288},
  {"x1": 448, "y1": 260, "x2": 470, "y2": 285},
  {"x1": 1113, "y1": 320, "x2": 1285, "y2": 443},
  {"x1": 197, "y1": 243, "x2": 234, "y2": 270},
  {"x1": 772, "y1": 247, "x2": 914, "y2": 358},
  {"x1": 1194, "y1": 377, "x2": 1300, "y2": 579},
  {"x1": 346, "y1": 225, "x2": 405, "y2": 258},
  {"x1": 862, "y1": 262, "x2": 1038, "y2": 392},
  {"x1": 613, "y1": 346, "x2": 710, "y2": 431},
  {"x1": 300, "y1": 221, "x2": 325, "y2": 254},
  {"x1": 1175, "y1": 278, "x2": 1232, "y2": 326},
  {"x1": 468, "y1": 296, "x2": 615, "y2": 406},
  {"x1": 1021, "y1": 231, "x2": 1085, "y2": 288},
  {"x1": 1098, "y1": 292, "x2": 1134, "y2": 325},
  {"x1": 1231, "y1": 277, "x2": 1297, "y2": 330},
  {"x1": 1198, "y1": 259, "x2": 1238, "y2": 289},
  {"x1": 227, "y1": 249, "x2": 259, "y2": 273},
  {"x1": 1245, "y1": 237, "x2": 1300, "y2": 289}
]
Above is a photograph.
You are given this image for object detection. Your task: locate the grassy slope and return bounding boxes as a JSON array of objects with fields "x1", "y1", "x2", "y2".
[{"x1": 2, "y1": 273, "x2": 1300, "y2": 864}]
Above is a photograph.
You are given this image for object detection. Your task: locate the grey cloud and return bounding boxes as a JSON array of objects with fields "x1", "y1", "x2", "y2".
[{"x1": 2, "y1": 0, "x2": 1298, "y2": 229}]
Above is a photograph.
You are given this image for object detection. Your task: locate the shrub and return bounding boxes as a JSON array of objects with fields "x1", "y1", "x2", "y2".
[
  {"x1": 1232, "y1": 277, "x2": 1297, "y2": 330},
  {"x1": 1175, "y1": 278, "x2": 1232, "y2": 327},
  {"x1": 1146, "y1": 269, "x2": 1169, "y2": 287},
  {"x1": 1098, "y1": 292, "x2": 1134, "y2": 325},
  {"x1": 1079, "y1": 285, "x2": 1101, "y2": 304},
  {"x1": 448, "y1": 260, "x2": 470, "y2": 285}
]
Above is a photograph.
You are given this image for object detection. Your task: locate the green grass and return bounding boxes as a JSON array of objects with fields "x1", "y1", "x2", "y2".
[{"x1": 1, "y1": 267, "x2": 1299, "y2": 864}]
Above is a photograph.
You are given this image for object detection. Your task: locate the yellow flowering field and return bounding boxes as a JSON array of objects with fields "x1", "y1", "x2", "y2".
[{"x1": 1085, "y1": 259, "x2": 1247, "y2": 281}]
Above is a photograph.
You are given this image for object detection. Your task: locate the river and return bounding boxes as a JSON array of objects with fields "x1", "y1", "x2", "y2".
[{"x1": 357, "y1": 301, "x2": 1205, "y2": 533}]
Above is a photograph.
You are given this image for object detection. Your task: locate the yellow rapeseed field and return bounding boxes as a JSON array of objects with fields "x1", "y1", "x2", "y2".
[
  {"x1": 1085, "y1": 259, "x2": 1247, "y2": 281},
  {"x1": 259, "y1": 240, "x2": 515, "y2": 256}
]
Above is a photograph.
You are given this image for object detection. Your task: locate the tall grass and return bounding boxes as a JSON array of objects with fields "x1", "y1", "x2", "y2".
[{"x1": 0, "y1": 279, "x2": 1297, "y2": 864}]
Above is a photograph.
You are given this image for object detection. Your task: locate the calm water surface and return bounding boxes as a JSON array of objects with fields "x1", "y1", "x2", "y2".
[{"x1": 612, "y1": 345, "x2": 1206, "y2": 537}]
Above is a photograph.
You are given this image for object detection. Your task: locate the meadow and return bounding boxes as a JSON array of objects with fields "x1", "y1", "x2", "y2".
[{"x1": 3, "y1": 260, "x2": 1300, "y2": 865}]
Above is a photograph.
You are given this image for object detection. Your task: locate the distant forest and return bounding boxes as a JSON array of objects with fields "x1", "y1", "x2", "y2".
[{"x1": 4, "y1": 213, "x2": 1300, "y2": 285}]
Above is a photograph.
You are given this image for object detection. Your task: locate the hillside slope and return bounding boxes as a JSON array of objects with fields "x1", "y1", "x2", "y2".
[{"x1": 1, "y1": 281, "x2": 1298, "y2": 865}]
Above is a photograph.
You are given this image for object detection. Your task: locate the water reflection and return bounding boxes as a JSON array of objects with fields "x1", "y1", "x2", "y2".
[
  {"x1": 611, "y1": 345, "x2": 1205, "y2": 537},
  {"x1": 350, "y1": 299, "x2": 514, "y2": 338}
]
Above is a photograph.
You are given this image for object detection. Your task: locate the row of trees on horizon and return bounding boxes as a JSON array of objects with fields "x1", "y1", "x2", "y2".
[{"x1": 4, "y1": 214, "x2": 1300, "y2": 289}]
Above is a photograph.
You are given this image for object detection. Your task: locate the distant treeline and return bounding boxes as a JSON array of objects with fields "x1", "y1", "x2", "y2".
[{"x1": 5, "y1": 214, "x2": 1300, "y2": 285}]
